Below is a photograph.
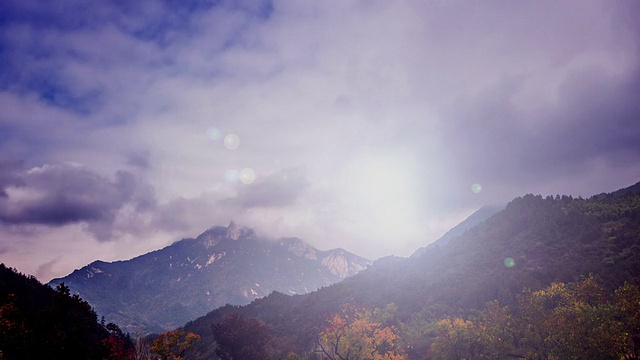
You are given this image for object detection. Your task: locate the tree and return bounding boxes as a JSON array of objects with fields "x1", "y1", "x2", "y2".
[
  {"x1": 211, "y1": 314, "x2": 271, "y2": 360},
  {"x1": 102, "y1": 322, "x2": 135, "y2": 360},
  {"x1": 472, "y1": 301, "x2": 516, "y2": 359},
  {"x1": 613, "y1": 282, "x2": 640, "y2": 359},
  {"x1": 132, "y1": 334, "x2": 152, "y2": 360},
  {"x1": 431, "y1": 318, "x2": 477, "y2": 360},
  {"x1": 517, "y1": 275, "x2": 624, "y2": 359},
  {"x1": 316, "y1": 304, "x2": 406, "y2": 360},
  {"x1": 0, "y1": 266, "x2": 133, "y2": 359},
  {"x1": 431, "y1": 276, "x2": 640, "y2": 360},
  {"x1": 0, "y1": 295, "x2": 26, "y2": 355},
  {"x1": 151, "y1": 329, "x2": 200, "y2": 360},
  {"x1": 102, "y1": 334, "x2": 133, "y2": 360}
]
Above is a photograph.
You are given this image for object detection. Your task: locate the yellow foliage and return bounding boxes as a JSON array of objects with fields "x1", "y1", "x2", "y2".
[
  {"x1": 431, "y1": 276, "x2": 640, "y2": 359},
  {"x1": 151, "y1": 329, "x2": 200, "y2": 360}
]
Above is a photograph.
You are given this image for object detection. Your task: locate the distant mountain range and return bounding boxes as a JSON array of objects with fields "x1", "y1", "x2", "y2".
[{"x1": 49, "y1": 222, "x2": 371, "y2": 334}]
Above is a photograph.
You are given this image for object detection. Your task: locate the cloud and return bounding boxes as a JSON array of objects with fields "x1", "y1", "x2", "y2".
[
  {"x1": 0, "y1": 163, "x2": 156, "y2": 240},
  {"x1": 437, "y1": 60, "x2": 640, "y2": 200},
  {"x1": 228, "y1": 168, "x2": 309, "y2": 209},
  {"x1": 0, "y1": 158, "x2": 25, "y2": 197},
  {"x1": 34, "y1": 257, "x2": 58, "y2": 282}
]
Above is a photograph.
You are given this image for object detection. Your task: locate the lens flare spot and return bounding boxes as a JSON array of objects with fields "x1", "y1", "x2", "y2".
[
  {"x1": 504, "y1": 257, "x2": 515, "y2": 268},
  {"x1": 239, "y1": 168, "x2": 256, "y2": 184},
  {"x1": 206, "y1": 127, "x2": 222, "y2": 141},
  {"x1": 471, "y1": 183, "x2": 482, "y2": 193},
  {"x1": 224, "y1": 133, "x2": 240, "y2": 150},
  {"x1": 224, "y1": 169, "x2": 238, "y2": 182}
]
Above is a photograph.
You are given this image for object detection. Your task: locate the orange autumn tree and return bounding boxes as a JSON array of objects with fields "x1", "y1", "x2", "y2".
[
  {"x1": 316, "y1": 304, "x2": 406, "y2": 360},
  {"x1": 151, "y1": 329, "x2": 200, "y2": 360}
]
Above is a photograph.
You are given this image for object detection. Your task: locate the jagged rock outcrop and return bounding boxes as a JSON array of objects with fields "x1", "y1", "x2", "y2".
[
  {"x1": 225, "y1": 221, "x2": 241, "y2": 240},
  {"x1": 321, "y1": 249, "x2": 369, "y2": 279}
]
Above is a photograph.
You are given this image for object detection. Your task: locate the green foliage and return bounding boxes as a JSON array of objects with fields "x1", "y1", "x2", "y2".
[
  {"x1": 613, "y1": 282, "x2": 640, "y2": 359},
  {"x1": 211, "y1": 314, "x2": 270, "y2": 360},
  {"x1": 431, "y1": 318, "x2": 477, "y2": 360},
  {"x1": 431, "y1": 276, "x2": 640, "y2": 359}
]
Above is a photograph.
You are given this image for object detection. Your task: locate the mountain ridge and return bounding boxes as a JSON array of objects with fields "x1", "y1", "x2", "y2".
[
  {"x1": 49, "y1": 222, "x2": 371, "y2": 334},
  {"x1": 411, "y1": 204, "x2": 504, "y2": 257}
]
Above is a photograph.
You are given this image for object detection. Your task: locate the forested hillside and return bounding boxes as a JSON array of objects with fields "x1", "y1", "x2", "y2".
[
  {"x1": 180, "y1": 181, "x2": 640, "y2": 359},
  {"x1": 0, "y1": 264, "x2": 133, "y2": 360}
]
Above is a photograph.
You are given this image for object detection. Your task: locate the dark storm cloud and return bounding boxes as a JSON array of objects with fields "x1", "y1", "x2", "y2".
[
  {"x1": 126, "y1": 151, "x2": 151, "y2": 170},
  {"x1": 430, "y1": 0, "x2": 640, "y2": 199},
  {"x1": 0, "y1": 0, "x2": 272, "y2": 122},
  {"x1": 2, "y1": 0, "x2": 222, "y2": 35},
  {"x1": 227, "y1": 169, "x2": 309, "y2": 209},
  {"x1": 0, "y1": 163, "x2": 156, "y2": 232},
  {"x1": 555, "y1": 69, "x2": 640, "y2": 159},
  {"x1": 440, "y1": 64, "x2": 640, "y2": 192},
  {"x1": 0, "y1": 158, "x2": 24, "y2": 197}
]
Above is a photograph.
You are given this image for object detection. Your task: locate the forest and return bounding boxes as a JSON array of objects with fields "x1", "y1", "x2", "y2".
[
  {"x1": 0, "y1": 264, "x2": 135, "y2": 359},
  {"x1": 1, "y1": 182, "x2": 640, "y2": 359}
]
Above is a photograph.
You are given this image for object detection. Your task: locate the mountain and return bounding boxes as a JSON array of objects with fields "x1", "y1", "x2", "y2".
[
  {"x1": 411, "y1": 204, "x2": 504, "y2": 256},
  {"x1": 49, "y1": 222, "x2": 370, "y2": 334},
  {"x1": 180, "y1": 181, "x2": 640, "y2": 359}
]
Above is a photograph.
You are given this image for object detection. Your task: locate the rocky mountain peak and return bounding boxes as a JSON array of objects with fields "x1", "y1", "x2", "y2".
[
  {"x1": 196, "y1": 226, "x2": 227, "y2": 248},
  {"x1": 321, "y1": 250, "x2": 368, "y2": 279},
  {"x1": 50, "y1": 223, "x2": 370, "y2": 334},
  {"x1": 280, "y1": 238, "x2": 318, "y2": 260},
  {"x1": 226, "y1": 221, "x2": 240, "y2": 240},
  {"x1": 196, "y1": 221, "x2": 255, "y2": 247}
]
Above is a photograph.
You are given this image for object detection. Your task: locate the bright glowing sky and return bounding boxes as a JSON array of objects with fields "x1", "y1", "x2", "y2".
[{"x1": 1, "y1": 0, "x2": 639, "y2": 282}]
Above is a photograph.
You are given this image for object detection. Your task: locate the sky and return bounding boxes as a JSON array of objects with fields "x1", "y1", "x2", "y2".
[{"x1": 1, "y1": 0, "x2": 639, "y2": 283}]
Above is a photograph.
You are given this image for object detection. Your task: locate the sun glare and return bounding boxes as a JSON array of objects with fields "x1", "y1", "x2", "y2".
[{"x1": 345, "y1": 153, "x2": 420, "y2": 238}]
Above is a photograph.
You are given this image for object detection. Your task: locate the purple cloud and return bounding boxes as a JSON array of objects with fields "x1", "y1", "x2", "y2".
[
  {"x1": 0, "y1": 163, "x2": 156, "y2": 237},
  {"x1": 225, "y1": 168, "x2": 309, "y2": 209}
]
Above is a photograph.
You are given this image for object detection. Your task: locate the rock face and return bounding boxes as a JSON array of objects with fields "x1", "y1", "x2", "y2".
[
  {"x1": 49, "y1": 222, "x2": 370, "y2": 334},
  {"x1": 225, "y1": 221, "x2": 241, "y2": 240}
]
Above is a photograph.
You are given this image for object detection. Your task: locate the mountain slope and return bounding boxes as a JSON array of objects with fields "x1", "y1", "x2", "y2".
[
  {"x1": 411, "y1": 204, "x2": 504, "y2": 256},
  {"x1": 49, "y1": 222, "x2": 370, "y2": 334},
  {"x1": 181, "y1": 181, "x2": 640, "y2": 359}
]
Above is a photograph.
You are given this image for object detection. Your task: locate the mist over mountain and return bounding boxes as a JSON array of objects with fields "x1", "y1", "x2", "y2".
[{"x1": 49, "y1": 222, "x2": 370, "y2": 334}]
